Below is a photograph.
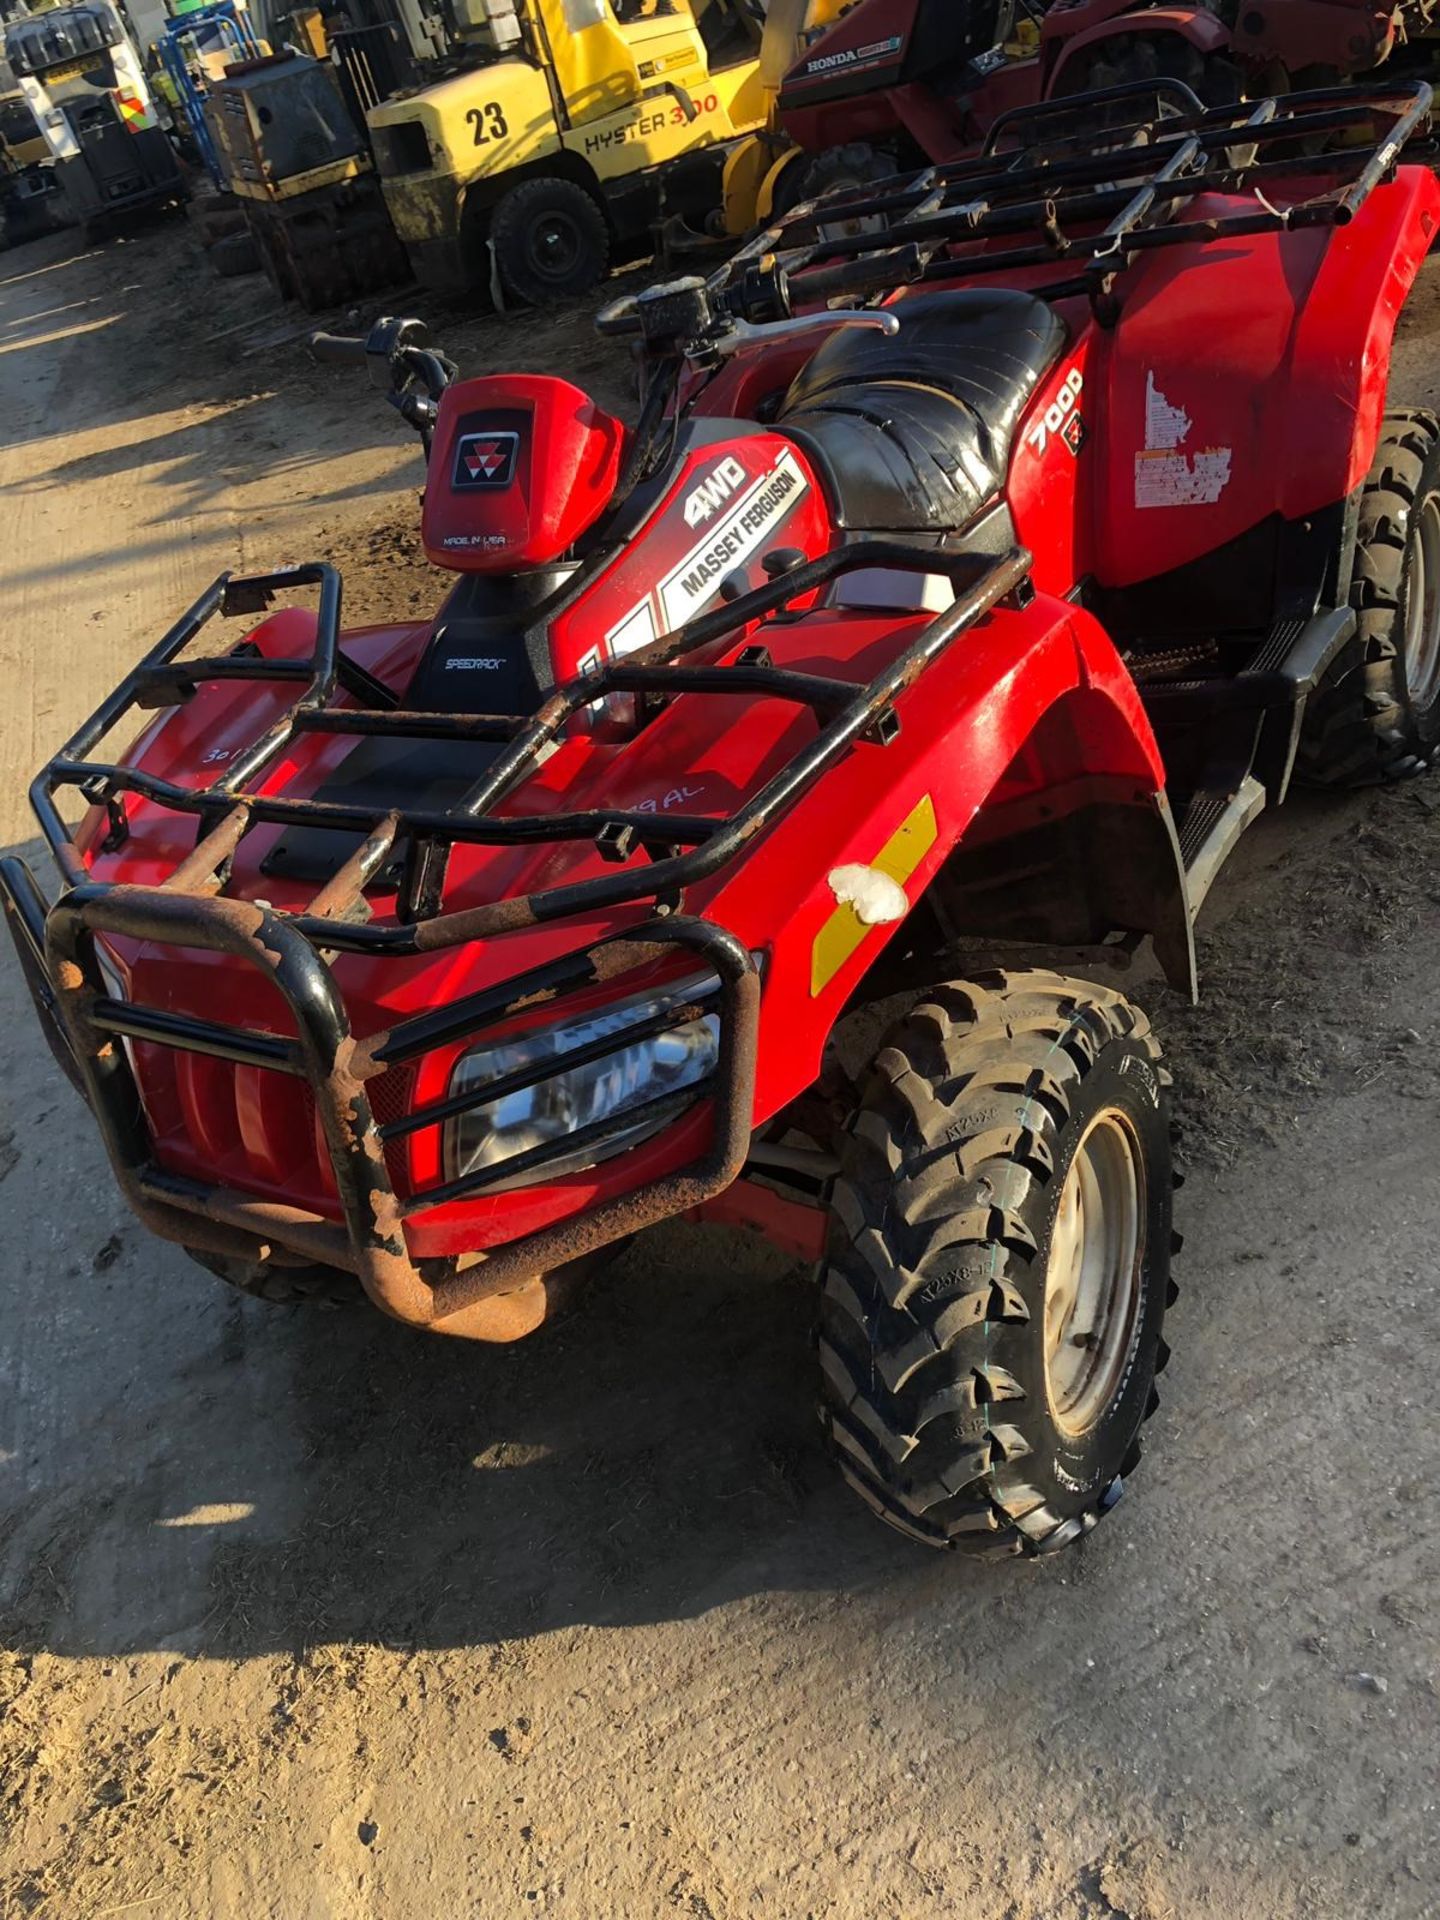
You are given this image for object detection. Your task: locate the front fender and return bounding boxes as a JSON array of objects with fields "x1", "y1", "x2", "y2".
[{"x1": 700, "y1": 590, "x2": 1188, "y2": 1123}]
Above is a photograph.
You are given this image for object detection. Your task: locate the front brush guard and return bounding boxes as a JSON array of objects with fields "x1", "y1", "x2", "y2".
[{"x1": 2, "y1": 867, "x2": 759, "y2": 1339}]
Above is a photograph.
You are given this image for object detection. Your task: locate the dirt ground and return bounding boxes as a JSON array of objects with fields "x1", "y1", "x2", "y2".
[{"x1": 1, "y1": 216, "x2": 1439, "y2": 1920}]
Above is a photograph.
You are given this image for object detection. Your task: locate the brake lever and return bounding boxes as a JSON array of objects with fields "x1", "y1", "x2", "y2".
[{"x1": 710, "y1": 309, "x2": 901, "y2": 359}]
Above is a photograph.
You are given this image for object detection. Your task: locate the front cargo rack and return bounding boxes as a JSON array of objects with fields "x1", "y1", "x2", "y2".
[
  {"x1": 714, "y1": 78, "x2": 1435, "y2": 325},
  {"x1": 1, "y1": 540, "x2": 1031, "y2": 1327}
]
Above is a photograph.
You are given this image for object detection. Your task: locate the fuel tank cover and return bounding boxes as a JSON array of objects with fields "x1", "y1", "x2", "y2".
[{"x1": 421, "y1": 374, "x2": 626, "y2": 574}]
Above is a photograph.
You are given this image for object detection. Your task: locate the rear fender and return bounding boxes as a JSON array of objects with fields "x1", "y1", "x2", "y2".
[
  {"x1": 1044, "y1": 8, "x2": 1230, "y2": 92},
  {"x1": 1287, "y1": 168, "x2": 1440, "y2": 514},
  {"x1": 1089, "y1": 166, "x2": 1440, "y2": 604},
  {"x1": 701, "y1": 590, "x2": 1193, "y2": 1125}
]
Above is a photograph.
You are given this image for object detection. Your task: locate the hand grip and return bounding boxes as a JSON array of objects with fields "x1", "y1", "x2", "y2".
[
  {"x1": 308, "y1": 331, "x2": 368, "y2": 367},
  {"x1": 794, "y1": 245, "x2": 927, "y2": 306},
  {"x1": 594, "y1": 297, "x2": 642, "y2": 337}
]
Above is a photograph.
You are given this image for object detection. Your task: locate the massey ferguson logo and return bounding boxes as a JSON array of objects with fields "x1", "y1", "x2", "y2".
[
  {"x1": 453, "y1": 429, "x2": 519, "y2": 490},
  {"x1": 684, "y1": 455, "x2": 747, "y2": 527}
]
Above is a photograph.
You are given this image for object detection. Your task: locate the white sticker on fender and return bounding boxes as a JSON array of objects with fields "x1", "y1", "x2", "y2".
[
  {"x1": 1135, "y1": 370, "x2": 1232, "y2": 508},
  {"x1": 1143, "y1": 370, "x2": 1191, "y2": 451},
  {"x1": 658, "y1": 447, "x2": 808, "y2": 630}
]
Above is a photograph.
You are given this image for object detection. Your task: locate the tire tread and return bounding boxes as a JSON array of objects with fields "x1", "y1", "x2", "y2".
[
  {"x1": 1298, "y1": 408, "x2": 1440, "y2": 787},
  {"x1": 821, "y1": 970, "x2": 1168, "y2": 1554}
]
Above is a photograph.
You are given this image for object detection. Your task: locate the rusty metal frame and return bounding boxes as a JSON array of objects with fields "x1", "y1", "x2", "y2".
[
  {"x1": 36, "y1": 887, "x2": 758, "y2": 1339},
  {"x1": 715, "y1": 81, "x2": 1434, "y2": 324},
  {"x1": 23, "y1": 543, "x2": 1028, "y2": 933}
]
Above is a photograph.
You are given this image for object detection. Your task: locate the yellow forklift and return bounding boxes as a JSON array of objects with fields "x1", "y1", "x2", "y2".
[
  {"x1": 207, "y1": 0, "x2": 855, "y2": 310},
  {"x1": 358, "y1": 0, "x2": 854, "y2": 302}
]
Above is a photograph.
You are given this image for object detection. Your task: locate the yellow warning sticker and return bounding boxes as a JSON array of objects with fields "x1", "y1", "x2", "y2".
[{"x1": 810, "y1": 793, "x2": 938, "y2": 997}]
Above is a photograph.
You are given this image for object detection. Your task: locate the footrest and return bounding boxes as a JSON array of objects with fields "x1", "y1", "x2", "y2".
[
  {"x1": 1247, "y1": 606, "x2": 1355, "y2": 688},
  {"x1": 1178, "y1": 775, "x2": 1267, "y2": 919}
]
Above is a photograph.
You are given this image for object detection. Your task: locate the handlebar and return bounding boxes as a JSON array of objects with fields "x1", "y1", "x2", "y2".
[
  {"x1": 595, "y1": 297, "x2": 643, "y2": 338},
  {"x1": 307, "y1": 316, "x2": 458, "y2": 457},
  {"x1": 795, "y1": 245, "x2": 928, "y2": 306},
  {"x1": 401, "y1": 348, "x2": 456, "y2": 399},
  {"x1": 595, "y1": 256, "x2": 913, "y2": 360},
  {"x1": 715, "y1": 308, "x2": 899, "y2": 358},
  {"x1": 308, "y1": 330, "x2": 368, "y2": 367}
]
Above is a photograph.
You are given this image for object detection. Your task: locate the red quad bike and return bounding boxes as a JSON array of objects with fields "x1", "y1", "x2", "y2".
[
  {"x1": 778, "y1": 0, "x2": 1437, "y2": 174},
  {"x1": 5, "y1": 80, "x2": 1439, "y2": 1559}
]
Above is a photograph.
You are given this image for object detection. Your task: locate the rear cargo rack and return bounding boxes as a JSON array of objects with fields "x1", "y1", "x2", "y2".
[
  {"x1": 717, "y1": 79, "x2": 1434, "y2": 325},
  {"x1": 2, "y1": 540, "x2": 1031, "y2": 1326}
]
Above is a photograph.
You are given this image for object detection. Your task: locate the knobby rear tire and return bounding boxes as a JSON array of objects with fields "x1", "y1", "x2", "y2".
[{"x1": 1297, "y1": 409, "x2": 1440, "y2": 786}]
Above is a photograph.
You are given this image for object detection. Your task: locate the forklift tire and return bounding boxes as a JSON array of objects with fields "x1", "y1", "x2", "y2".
[
  {"x1": 196, "y1": 209, "x2": 249, "y2": 248},
  {"x1": 185, "y1": 1247, "x2": 360, "y2": 1309},
  {"x1": 1298, "y1": 411, "x2": 1440, "y2": 785},
  {"x1": 820, "y1": 972, "x2": 1173, "y2": 1556},
  {"x1": 489, "y1": 176, "x2": 610, "y2": 306}
]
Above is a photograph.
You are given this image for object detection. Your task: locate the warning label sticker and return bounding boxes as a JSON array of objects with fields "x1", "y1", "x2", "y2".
[
  {"x1": 1143, "y1": 371, "x2": 1191, "y2": 452},
  {"x1": 1135, "y1": 371, "x2": 1231, "y2": 509}
]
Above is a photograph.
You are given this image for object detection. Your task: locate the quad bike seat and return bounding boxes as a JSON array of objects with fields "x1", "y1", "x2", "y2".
[{"x1": 779, "y1": 288, "x2": 1069, "y2": 534}]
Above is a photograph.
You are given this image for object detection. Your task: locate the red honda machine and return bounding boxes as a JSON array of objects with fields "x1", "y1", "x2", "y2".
[
  {"x1": 5, "y1": 82, "x2": 1438, "y2": 1559},
  {"x1": 778, "y1": 0, "x2": 1424, "y2": 164}
]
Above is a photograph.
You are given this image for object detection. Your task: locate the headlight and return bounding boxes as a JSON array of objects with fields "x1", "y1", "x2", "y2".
[{"x1": 443, "y1": 973, "x2": 721, "y2": 1190}]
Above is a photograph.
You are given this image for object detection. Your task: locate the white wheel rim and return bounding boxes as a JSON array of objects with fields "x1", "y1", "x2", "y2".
[
  {"x1": 1403, "y1": 492, "x2": 1440, "y2": 711},
  {"x1": 1043, "y1": 1108, "x2": 1145, "y2": 1437}
]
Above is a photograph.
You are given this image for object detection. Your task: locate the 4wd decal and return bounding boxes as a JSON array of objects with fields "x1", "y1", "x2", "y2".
[
  {"x1": 1135, "y1": 371, "x2": 1232, "y2": 508},
  {"x1": 684, "y1": 456, "x2": 748, "y2": 527},
  {"x1": 598, "y1": 448, "x2": 809, "y2": 665},
  {"x1": 659, "y1": 448, "x2": 807, "y2": 629}
]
